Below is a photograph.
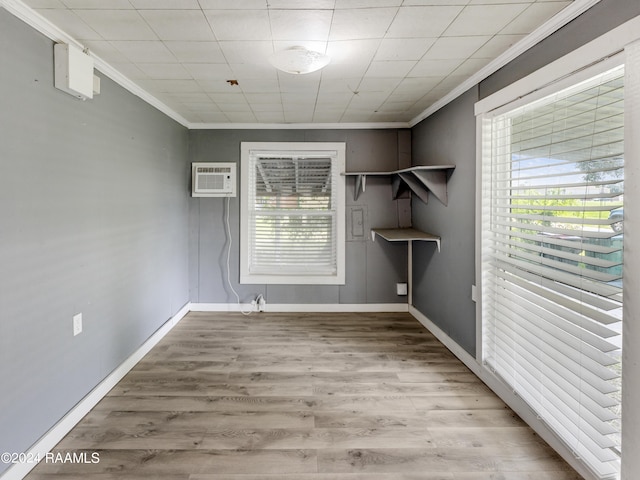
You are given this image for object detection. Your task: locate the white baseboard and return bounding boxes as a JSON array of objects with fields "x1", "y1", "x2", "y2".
[
  {"x1": 1, "y1": 302, "x2": 191, "y2": 480},
  {"x1": 190, "y1": 302, "x2": 409, "y2": 313},
  {"x1": 408, "y1": 305, "x2": 596, "y2": 480}
]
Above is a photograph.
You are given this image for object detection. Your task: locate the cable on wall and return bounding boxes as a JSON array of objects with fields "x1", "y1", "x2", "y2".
[{"x1": 225, "y1": 196, "x2": 252, "y2": 316}]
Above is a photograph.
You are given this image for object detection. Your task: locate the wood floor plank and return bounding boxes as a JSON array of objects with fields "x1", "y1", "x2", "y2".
[{"x1": 25, "y1": 312, "x2": 582, "y2": 479}]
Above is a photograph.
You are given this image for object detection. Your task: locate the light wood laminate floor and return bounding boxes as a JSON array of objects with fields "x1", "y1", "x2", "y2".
[{"x1": 26, "y1": 312, "x2": 582, "y2": 479}]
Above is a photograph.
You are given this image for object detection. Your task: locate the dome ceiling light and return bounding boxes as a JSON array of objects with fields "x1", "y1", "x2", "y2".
[{"x1": 268, "y1": 46, "x2": 331, "y2": 75}]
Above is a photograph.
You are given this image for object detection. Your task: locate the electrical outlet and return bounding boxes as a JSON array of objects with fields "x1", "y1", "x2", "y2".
[
  {"x1": 396, "y1": 283, "x2": 408, "y2": 296},
  {"x1": 73, "y1": 313, "x2": 83, "y2": 336}
]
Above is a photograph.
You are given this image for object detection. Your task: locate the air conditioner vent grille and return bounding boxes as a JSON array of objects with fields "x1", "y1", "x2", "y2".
[{"x1": 192, "y1": 162, "x2": 236, "y2": 197}]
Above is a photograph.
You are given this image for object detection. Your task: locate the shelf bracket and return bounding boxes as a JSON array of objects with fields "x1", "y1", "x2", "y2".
[
  {"x1": 398, "y1": 172, "x2": 430, "y2": 204},
  {"x1": 354, "y1": 174, "x2": 366, "y2": 201},
  {"x1": 412, "y1": 169, "x2": 449, "y2": 206}
]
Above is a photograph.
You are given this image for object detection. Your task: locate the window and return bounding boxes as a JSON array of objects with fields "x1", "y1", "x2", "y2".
[
  {"x1": 480, "y1": 66, "x2": 624, "y2": 479},
  {"x1": 240, "y1": 142, "x2": 345, "y2": 285}
]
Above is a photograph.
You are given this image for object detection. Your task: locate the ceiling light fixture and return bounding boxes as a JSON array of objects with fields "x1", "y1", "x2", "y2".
[{"x1": 268, "y1": 46, "x2": 331, "y2": 75}]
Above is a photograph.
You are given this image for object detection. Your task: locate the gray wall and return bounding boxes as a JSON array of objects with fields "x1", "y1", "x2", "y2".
[
  {"x1": 0, "y1": 9, "x2": 189, "y2": 471},
  {"x1": 410, "y1": 0, "x2": 640, "y2": 358},
  {"x1": 189, "y1": 129, "x2": 410, "y2": 305},
  {"x1": 411, "y1": 88, "x2": 478, "y2": 356}
]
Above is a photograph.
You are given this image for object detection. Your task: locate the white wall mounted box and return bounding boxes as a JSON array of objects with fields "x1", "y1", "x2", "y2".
[
  {"x1": 54, "y1": 43, "x2": 94, "y2": 100},
  {"x1": 192, "y1": 162, "x2": 237, "y2": 197}
]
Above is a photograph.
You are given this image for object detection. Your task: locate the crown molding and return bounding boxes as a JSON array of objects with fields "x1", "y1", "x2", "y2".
[
  {"x1": 408, "y1": 0, "x2": 603, "y2": 127},
  {"x1": 187, "y1": 121, "x2": 410, "y2": 130}
]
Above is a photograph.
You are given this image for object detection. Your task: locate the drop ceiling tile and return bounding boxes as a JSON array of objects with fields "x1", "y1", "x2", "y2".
[
  {"x1": 226, "y1": 112, "x2": 258, "y2": 122},
  {"x1": 165, "y1": 41, "x2": 226, "y2": 63},
  {"x1": 282, "y1": 92, "x2": 317, "y2": 105},
  {"x1": 196, "y1": 111, "x2": 230, "y2": 122},
  {"x1": 283, "y1": 110, "x2": 314, "y2": 123},
  {"x1": 197, "y1": 80, "x2": 241, "y2": 93},
  {"x1": 197, "y1": 0, "x2": 267, "y2": 8},
  {"x1": 216, "y1": 103, "x2": 252, "y2": 113},
  {"x1": 250, "y1": 103, "x2": 284, "y2": 112},
  {"x1": 167, "y1": 92, "x2": 212, "y2": 102},
  {"x1": 219, "y1": 41, "x2": 274, "y2": 65},
  {"x1": 203, "y1": 10, "x2": 271, "y2": 41},
  {"x1": 74, "y1": 10, "x2": 158, "y2": 40},
  {"x1": 269, "y1": 10, "x2": 333, "y2": 41},
  {"x1": 183, "y1": 63, "x2": 235, "y2": 80},
  {"x1": 386, "y1": 6, "x2": 463, "y2": 38},
  {"x1": 393, "y1": 76, "x2": 442, "y2": 95},
  {"x1": 358, "y1": 77, "x2": 402, "y2": 94},
  {"x1": 402, "y1": 0, "x2": 469, "y2": 4},
  {"x1": 374, "y1": 38, "x2": 437, "y2": 61},
  {"x1": 255, "y1": 112, "x2": 286, "y2": 123},
  {"x1": 207, "y1": 92, "x2": 245, "y2": 102},
  {"x1": 139, "y1": 10, "x2": 215, "y2": 41},
  {"x1": 312, "y1": 111, "x2": 345, "y2": 123},
  {"x1": 269, "y1": 0, "x2": 335, "y2": 8},
  {"x1": 317, "y1": 91, "x2": 355, "y2": 106},
  {"x1": 244, "y1": 93, "x2": 283, "y2": 104},
  {"x1": 278, "y1": 72, "x2": 322, "y2": 93},
  {"x1": 236, "y1": 78, "x2": 281, "y2": 93},
  {"x1": 443, "y1": 4, "x2": 529, "y2": 36},
  {"x1": 137, "y1": 63, "x2": 192, "y2": 80},
  {"x1": 450, "y1": 57, "x2": 492, "y2": 76},
  {"x1": 62, "y1": 0, "x2": 133, "y2": 8},
  {"x1": 326, "y1": 39, "x2": 378, "y2": 65},
  {"x1": 410, "y1": 57, "x2": 462, "y2": 77},
  {"x1": 320, "y1": 62, "x2": 368, "y2": 79},
  {"x1": 335, "y1": 0, "x2": 402, "y2": 7},
  {"x1": 500, "y1": 1, "x2": 571, "y2": 35},
  {"x1": 85, "y1": 40, "x2": 130, "y2": 63},
  {"x1": 109, "y1": 62, "x2": 149, "y2": 79},
  {"x1": 24, "y1": 0, "x2": 65, "y2": 8},
  {"x1": 230, "y1": 64, "x2": 279, "y2": 82},
  {"x1": 422, "y1": 36, "x2": 491, "y2": 60},
  {"x1": 143, "y1": 79, "x2": 203, "y2": 93},
  {"x1": 182, "y1": 102, "x2": 220, "y2": 112},
  {"x1": 468, "y1": 0, "x2": 530, "y2": 4},
  {"x1": 329, "y1": 8, "x2": 398, "y2": 41},
  {"x1": 365, "y1": 60, "x2": 416, "y2": 78},
  {"x1": 111, "y1": 40, "x2": 176, "y2": 62},
  {"x1": 35, "y1": 9, "x2": 101, "y2": 40},
  {"x1": 471, "y1": 34, "x2": 526, "y2": 58},
  {"x1": 348, "y1": 91, "x2": 387, "y2": 107},
  {"x1": 129, "y1": 0, "x2": 200, "y2": 8},
  {"x1": 318, "y1": 77, "x2": 362, "y2": 94}
]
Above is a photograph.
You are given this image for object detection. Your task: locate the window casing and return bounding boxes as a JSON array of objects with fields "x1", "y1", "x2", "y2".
[
  {"x1": 480, "y1": 65, "x2": 624, "y2": 479},
  {"x1": 240, "y1": 142, "x2": 345, "y2": 285}
]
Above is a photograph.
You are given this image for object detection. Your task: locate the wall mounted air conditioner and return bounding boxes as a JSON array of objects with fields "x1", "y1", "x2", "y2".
[
  {"x1": 54, "y1": 43, "x2": 94, "y2": 100},
  {"x1": 192, "y1": 162, "x2": 237, "y2": 197}
]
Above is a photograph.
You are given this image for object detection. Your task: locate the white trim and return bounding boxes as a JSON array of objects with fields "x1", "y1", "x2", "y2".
[
  {"x1": 476, "y1": 14, "x2": 640, "y2": 115},
  {"x1": 408, "y1": 305, "x2": 598, "y2": 480},
  {"x1": 622, "y1": 39, "x2": 640, "y2": 480},
  {"x1": 187, "y1": 122, "x2": 409, "y2": 130},
  {"x1": 240, "y1": 142, "x2": 346, "y2": 286},
  {"x1": 191, "y1": 303, "x2": 409, "y2": 313},
  {"x1": 0, "y1": 302, "x2": 191, "y2": 480},
  {"x1": 409, "y1": 0, "x2": 603, "y2": 126}
]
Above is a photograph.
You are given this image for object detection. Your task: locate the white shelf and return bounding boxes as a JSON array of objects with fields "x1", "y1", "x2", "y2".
[
  {"x1": 371, "y1": 227, "x2": 441, "y2": 252},
  {"x1": 371, "y1": 227, "x2": 441, "y2": 305},
  {"x1": 342, "y1": 165, "x2": 455, "y2": 205}
]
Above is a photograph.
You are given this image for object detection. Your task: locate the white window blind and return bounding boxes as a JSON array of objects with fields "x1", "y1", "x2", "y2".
[
  {"x1": 240, "y1": 143, "x2": 345, "y2": 285},
  {"x1": 481, "y1": 66, "x2": 624, "y2": 479}
]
